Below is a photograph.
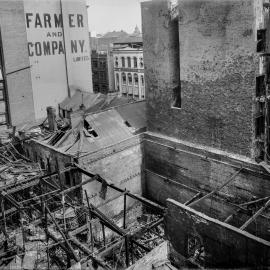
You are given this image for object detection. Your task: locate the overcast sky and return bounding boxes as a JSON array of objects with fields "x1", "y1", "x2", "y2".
[{"x1": 87, "y1": 0, "x2": 142, "y2": 35}]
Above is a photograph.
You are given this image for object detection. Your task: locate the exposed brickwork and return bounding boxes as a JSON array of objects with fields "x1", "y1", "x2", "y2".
[
  {"x1": 142, "y1": 0, "x2": 258, "y2": 157},
  {"x1": 144, "y1": 133, "x2": 270, "y2": 204}
]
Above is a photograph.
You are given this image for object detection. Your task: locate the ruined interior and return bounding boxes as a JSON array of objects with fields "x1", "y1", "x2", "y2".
[{"x1": 0, "y1": 0, "x2": 270, "y2": 269}]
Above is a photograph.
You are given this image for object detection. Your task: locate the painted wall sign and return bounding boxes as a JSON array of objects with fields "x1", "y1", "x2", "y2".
[{"x1": 23, "y1": 0, "x2": 92, "y2": 120}]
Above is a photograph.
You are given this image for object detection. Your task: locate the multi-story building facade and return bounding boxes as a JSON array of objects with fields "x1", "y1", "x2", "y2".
[
  {"x1": 113, "y1": 36, "x2": 145, "y2": 100},
  {"x1": 91, "y1": 50, "x2": 110, "y2": 94},
  {"x1": 0, "y1": 0, "x2": 93, "y2": 127}
]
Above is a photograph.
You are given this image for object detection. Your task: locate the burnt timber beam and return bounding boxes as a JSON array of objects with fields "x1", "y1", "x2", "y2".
[
  {"x1": 184, "y1": 192, "x2": 202, "y2": 206},
  {"x1": 189, "y1": 168, "x2": 243, "y2": 207},
  {"x1": 75, "y1": 164, "x2": 165, "y2": 213},
  {"x1": 85, "y1": 196, "x2": 126, "y2": 237},
  {"x1": 47, "y1": 231, "x2": 72, "y2": 256},
  {"x1": 20, "y1": 189, "x2": 60, "y2": 205},
  {"x1": 69, "y1": 235, "x2": 111, "y2": 270},
  {"x1": 240, "y1": 198, "x2": 270, "y2": 230},
  {"x1": 1, "y1": 192, "x2": 21, "y2": 210},
  {"x1": 60, "y1": 175, "x2": 98, "y2": 195},
  {"x1": 45, "y1": 205, "x2": 80, "y2": 262},
  {"x1": 239, "y1": 196, "x2": 270, "y2": 207}
]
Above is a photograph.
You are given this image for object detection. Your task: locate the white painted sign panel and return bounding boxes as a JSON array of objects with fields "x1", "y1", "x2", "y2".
[
  {"x1": 62, "y1": 0, "x2": 93, "y2": 95},
  {"x1": 23, "y1": 0, "x2": 92, "y2": 120}
]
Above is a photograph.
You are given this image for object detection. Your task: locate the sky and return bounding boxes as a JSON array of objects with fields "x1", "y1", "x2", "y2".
[{"x1": 87, "y1": 0, "x2": 142, "y2": 35}]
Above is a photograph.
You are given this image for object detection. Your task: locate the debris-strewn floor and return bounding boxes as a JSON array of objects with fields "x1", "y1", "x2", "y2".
[
  {"x1": 0, "y1": 145, "x2": 166, "y2": 270},
  {"x1": 126, "y1": 241, "x2": 177, "y2": 270}
]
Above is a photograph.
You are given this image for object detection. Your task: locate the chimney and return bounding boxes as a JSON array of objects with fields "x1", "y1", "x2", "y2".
[{"x1": 46, "y1": 106, "x2": 57, "y2": 131}]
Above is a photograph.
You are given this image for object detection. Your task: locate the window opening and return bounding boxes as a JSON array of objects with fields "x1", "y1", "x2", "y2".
[
  {"x1": 257, "y1": 29, "x2": 266, "y2": 53},
  {"x1": 128, "y1": 73, "x2": 132, "y2": 85},
  {"x1": 127, "y1": 57, "x2": 131, "y2": 68},
  {"x1": 121, "y1": 57, "x2": 125, "y2": 67},
  {"x1": 122, "y1": 72, "x2": 127, "y2": 85},
  {"x1": 134, "y1": 57, "x2": 137, "y2": 68},
  {"x1": 134, "y1": 73, "x2": 139, "y2": 86},
  {"x1": 171, "y1": 18, "x2": 181, "y2": 108}
]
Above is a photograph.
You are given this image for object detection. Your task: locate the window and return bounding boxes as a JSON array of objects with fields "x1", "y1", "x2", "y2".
[
  {"x1": 141, "y1": 75, "x2": 144, "y2": 86},
  {"x1": 134, "y1": 73, "x2": 138, "y2": 86},
  {"x1": 100, "y1": 60, "x2": 106, "y2": 68},
  {"x1": 257, "y1": 29, "x2": 266, "y2": 53},
  {"x1": 121, "y1": 57, "x2": 125, "y2": 67},
  {"x1": 115, "y1": 57, "x2": 119, "y2": 67},
  {"x1": 139, "y1": 57, "x2": 144, "y2": 68},
  {"x1": 256, "y1": 75, "x2": 265, "y2": 97},
  {"x1": 40, "y1": 158, "x2": 45, "y2": 169},
  {"x1": 94, "y1": 84, "x2": 99, "y2": 93},
  {"x1": 93, "y1": 60, "x2": 98, "y2": 69},
  {"x1": 127, "y1": 57, "x2": 131, "y2": 68},
  {"x1": 171, "y1": 18, "x2": 181, "y2": 108},
  {"x1": 133, "y1": 57, "x2": 137, "y2": 68},
  {"x1": 99, "y1": 72, "x2": 106, "y2": 81},
  {"x1": 128, "y1": 73, "x2": 132, "y2": 85},
  {"x1": 122, "y1": 72, "x2": 127, "y2": 85},
  {"x1": 65, "y1": 171, "x2": 71, "y2": 186},
  {"x1": 116, "y1": 73, "x2": 120, "y2": 91}
]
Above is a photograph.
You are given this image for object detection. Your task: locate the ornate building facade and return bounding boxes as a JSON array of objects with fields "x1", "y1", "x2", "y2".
[{"x1": 113, "y1": 29, "x2": 145, "y2": 100}]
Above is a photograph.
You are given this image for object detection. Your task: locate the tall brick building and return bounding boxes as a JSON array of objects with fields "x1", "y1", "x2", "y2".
[{"x1": 141, "y1": 0, "x2": 270, "y2": 267}]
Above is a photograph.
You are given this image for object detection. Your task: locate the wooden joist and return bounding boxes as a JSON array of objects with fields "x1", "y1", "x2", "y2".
[
  {"x1": 189, "y1": 168, "x2": 243, "y2": 207},
  {"x1": 240, "y1": 198, "x2": 270, "y2": 230}
]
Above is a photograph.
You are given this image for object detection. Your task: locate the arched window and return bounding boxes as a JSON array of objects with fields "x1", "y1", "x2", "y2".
[
  {"x1": 141, "y1": 75, "x2": 144, "y2": 86},
  {"x1": 127, "y1": 57, "x2": 131, "y2": 68},
  {"x1": 128, "y1": 73, "x2": 133, "y2": 85},
  {"x1": 139, "y1": 57, "x2": 144, "y2": 68},
  {"x1": 115, "y1": 57, "x2": 118, "y2": 67},
  {"x1": 122, "y1": 72, "x2": 127, "y2": 85},
  {"x1": 133, "y1": 57, "x2": 137, "y2": 68},
  {"x1": 121, "y1": 57, "x2": 125, "y2": 67},
  {"x1": 134, "y1": 73, "x2": 138, "y2": 86}
]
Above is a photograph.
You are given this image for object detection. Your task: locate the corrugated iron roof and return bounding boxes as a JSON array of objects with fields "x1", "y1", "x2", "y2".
[
  {"x1": 60, "y1": 90, "x2": 106, "y2": 112},
  {"x1": 60, "y1": 90, "x2": 133, "y2": 114},
  {"x1": 55, "y1": 109, "x2": 133, "y2": 157},
  {"x1": 116, "y1": 101, "x2": 146, "y2": 132}
]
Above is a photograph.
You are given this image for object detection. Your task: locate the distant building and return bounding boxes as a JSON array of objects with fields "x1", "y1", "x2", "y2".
[
  {"x1": 91, "y1": 50, "x2": 111, "y2": 94},
  {"x1": 89, "y1": 31, "x2": 130, "y2": 94},
  {"x1": 113, "y1": 27, "x2": 145, "y2": 100}
]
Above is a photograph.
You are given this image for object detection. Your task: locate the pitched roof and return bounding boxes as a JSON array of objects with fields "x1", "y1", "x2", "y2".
[
  {"x1": 43, "y1": 109, "x2": 134, "y2": 157},
  {"x1": 60, "y1": 90, "x2": 134, "y2": 114},
  {"x1": 116, "y1": 101, "x2": 146, "y2": 133}
]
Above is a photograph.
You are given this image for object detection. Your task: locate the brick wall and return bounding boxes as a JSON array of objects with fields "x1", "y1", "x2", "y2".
[{"x1": 142, "y1": 0, "x2": 258, "y2": 157}]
